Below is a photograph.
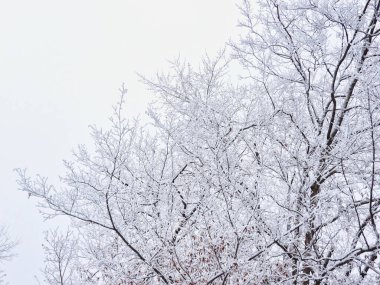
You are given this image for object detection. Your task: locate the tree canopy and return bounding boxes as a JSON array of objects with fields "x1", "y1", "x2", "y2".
[{"x1": 17, "y1": 0, "x2": 380, "y2": 284}]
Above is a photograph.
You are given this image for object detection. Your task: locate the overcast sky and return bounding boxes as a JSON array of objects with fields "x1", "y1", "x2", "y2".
[{"x1": 0, "y1": 1, "x2": 240, "y2": 284}]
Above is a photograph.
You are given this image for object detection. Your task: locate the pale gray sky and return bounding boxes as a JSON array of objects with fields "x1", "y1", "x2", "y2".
[{"x1": 0, "y1": 1, "x2": 239, "y2": 283}]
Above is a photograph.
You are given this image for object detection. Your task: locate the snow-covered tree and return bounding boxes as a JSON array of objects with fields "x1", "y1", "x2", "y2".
[
  {"x1": 0, "y1": 227, "x2": 17, "y2": 285},
  {"x1": 17, "y1": 0, "x2": 380, "y2": 284},
  {"x1": 230, "y1": 0, "x2": 380, "y2": 283}
]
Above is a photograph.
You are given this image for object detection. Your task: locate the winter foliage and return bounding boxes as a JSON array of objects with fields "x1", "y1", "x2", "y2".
[
  {"x1": 0, "y1": 227, "x2": 16, "y2": 285},
  {"x1": 17, "y1": 0, "x2": 380, "y2": 284}
]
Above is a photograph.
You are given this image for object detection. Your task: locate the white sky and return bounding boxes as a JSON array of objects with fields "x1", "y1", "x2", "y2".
[{"x1": 0, "y1": 0, "x2": 240, "y2": 284}]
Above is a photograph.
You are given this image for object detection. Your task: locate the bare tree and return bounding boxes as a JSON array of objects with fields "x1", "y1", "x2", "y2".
[
  {"x1": 42, "y1": 228, "x2": 79, "y2": 285},
  {"x1": 0, "y1": 226, "x2": 17, "y2": 285},
  {"x1": 17, "y1": 0, "x2": 380, "y2": 284},
  {"x1": 231, "y1": 0, "x2": 380, "y2": 283}
]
